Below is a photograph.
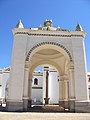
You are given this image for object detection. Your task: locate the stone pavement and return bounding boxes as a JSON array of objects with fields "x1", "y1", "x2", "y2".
[{"x1": 0, "y1": 112, "x2": 90, "y2": 120}]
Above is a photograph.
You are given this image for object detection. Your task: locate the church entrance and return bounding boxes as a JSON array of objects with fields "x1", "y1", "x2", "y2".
[
  {"x1": 26, "y1": 44, "x2": 71, "y2": 111},
  {"x1": 7, "y1": 20, "x2": 89, "y2": 112}
]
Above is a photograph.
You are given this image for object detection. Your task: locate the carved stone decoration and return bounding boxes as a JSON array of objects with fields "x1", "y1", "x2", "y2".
[
  {"x1": 26, "y1": 42, "x2": 73, "y2": 61},
  {"x1": 44, "y1": 19, "x2": 52, "y2": 27}
]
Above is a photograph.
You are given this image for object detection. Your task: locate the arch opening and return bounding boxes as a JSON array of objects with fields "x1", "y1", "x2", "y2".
[
  {"x1": 26, "y1": 43, "x2": 71, "y2": 109},
  {"x1": 31, "y1": 65, "x2": 60, "y2": 106}
]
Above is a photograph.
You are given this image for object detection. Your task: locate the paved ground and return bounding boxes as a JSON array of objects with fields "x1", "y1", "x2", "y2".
[{"x1": 0, "y1": 112, "x2": 90, "y2": 120}]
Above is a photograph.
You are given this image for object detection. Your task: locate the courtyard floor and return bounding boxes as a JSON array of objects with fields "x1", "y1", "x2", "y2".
[{"x1": 0, "y1": 112, "x2": 90, "y2": 120}]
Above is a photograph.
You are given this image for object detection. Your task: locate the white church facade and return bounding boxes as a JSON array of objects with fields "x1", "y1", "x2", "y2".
[
  {"x1": 0, "y1": 19, "x2": 90, "y2": 112},
  {"x1": 0, "y1": 66, "x2": 90, "y2": 111}
]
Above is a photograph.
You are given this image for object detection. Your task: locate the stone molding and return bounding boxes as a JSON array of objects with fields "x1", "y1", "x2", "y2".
[
  {"x1": 60, "y1": 74, "x2": 69, "y2": 81},
  {"x1": 26, "y1": 42, "x2": 73, "y2": 61},
  {"x1": 23, "y1": 97, "x2": 29, "y2": 100},
  {"x1": 67, "y1": 61, "x2": 74, "y2": 70},
  {"x1": 14, "y1": 32, "x2": 84, "y2": 38}
]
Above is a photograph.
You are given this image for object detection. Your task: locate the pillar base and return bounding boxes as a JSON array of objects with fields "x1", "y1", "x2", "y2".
[
  {"x1": 44, "y1": 98, "x2": 50, "y2": 105},
  {"x1": 6, "y1": 100, "x2": 23, "y2": 112},
  {"x1": 75, "y1": 101, "x2": 90, "y2": 113},
  {"x1": 23, "y1": 98, "x2": 28, "y2": 111},
  {"x1": 64, "y1": 100, "x2": 69, "y2": 109},
  {"x1": 28, "y1": 99, "x2": 32, "y2": 108},
  {"x1": 59, "y1": 100, "x2": 64, "y2": 107},
  {"x1": 68, "y1": 100, "x2": 75, "y2": 112},
  {"x1": 59, "y1": 100, "x2": 69, "y2": 109}
]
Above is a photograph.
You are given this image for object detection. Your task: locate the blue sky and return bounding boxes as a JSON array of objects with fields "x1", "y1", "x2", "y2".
[{"x1": 0, "y1": 0, "x2": 90, "y2": 71}]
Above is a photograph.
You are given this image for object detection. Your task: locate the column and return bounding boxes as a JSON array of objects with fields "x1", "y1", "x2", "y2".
[
  {"x1": 23, "y1": 68, "x2": 29, "y2": 111},
  {"x1": 68, "y1": 62, "x2": 75, "y2": 111},
  {"x1": 69, "y1": 68, "x2": 75, "y2": 100},
  {"x1": 44, "y1": 70, "x2": 50, "y2": 104},
  {"x1": 42, "y1": 68, "x2": 46, "y2": 104},
  {"x1": 28, "y1": 72, "x2": 32, "y2": 108},
  {"x1": 59, "y1": 75, "x2": 64, "y2": 106},
  {"x1": 64, "y1": 77, "x2": 69, "y2": 109},
  {"x1": 6, "y1": 33, "x2": 27, "y2": 111},
  {"x1": 64, "y1": 80, "x2": 69, "y2": 100}
]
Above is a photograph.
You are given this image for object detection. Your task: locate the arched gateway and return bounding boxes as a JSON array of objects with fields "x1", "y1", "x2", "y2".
[{"x1": 6, "y1": 20, "x2": 90, "y2": 112}]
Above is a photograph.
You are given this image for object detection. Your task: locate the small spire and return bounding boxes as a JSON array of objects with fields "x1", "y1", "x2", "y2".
[
  {"x1": 75, "y1": 23, "x2": 83, "y2": 31},
  {"x1": 39, "y1": 24, "x2": 42, "y2": 27},
  {"x1": 15, "y1": 19, "x2": 24, "y2": 28},
  {"x1": 56, "y1": 25, "x2": 61, "y2": 31},
  {"x1": 38, "y1": 24, "x2": 42, "y2": 30},
  {"x1": 50, "y1": 19, "x2": 52, "y2": 23}
]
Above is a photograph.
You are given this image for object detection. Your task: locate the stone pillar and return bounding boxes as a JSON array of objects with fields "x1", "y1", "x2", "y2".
[
  {"x1": 28, "y1": 72, "x2": 32, "y2": 108},
  {"x1": 44, "y1": 67, "x2": 50, "y2": 104},
  {"x1": 69, "y1": 70, "x2": 75, "y2": 99},
  {"x1": 59, "y1": 75, "x2": 64, "y2": 107},
  {"x1": 6, "y1": 33, "x2": 27, "y2": 111},
  {"x1": 64, "y1": 80, "x2": 68, "y2": 100},
  {"x1": 59, "y1": 74, "x2": 69, "y2": 108},
  {"x1": 42, "y1": 68, "x2": 46, "y2": 104},
  {"x1": 64, "y1": 77, "x2": 69, "y2": 109},
  {"x1": 23, "y1": 67, "x2": 29, "y2": 111},
  {"x1": 68, "y1": 62, "x2": 75, "y2": 112},
  {"x1": 71, "y1": 36, "x2": 89, "y2": 101}
]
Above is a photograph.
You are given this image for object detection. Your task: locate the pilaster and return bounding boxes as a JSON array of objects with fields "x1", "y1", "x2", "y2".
[
  {"x1": 6, "y1": 100, "x2": 23, "y2": 112},
  {"x1": 59, "y1": 75, "x2": 64, "y2": 107},
  {"x1": 23, "y1": 66, "x2": 29, "y2": 111},
  {"x1": 68, "y1": 62, "x2": 75, "y2": 112}
]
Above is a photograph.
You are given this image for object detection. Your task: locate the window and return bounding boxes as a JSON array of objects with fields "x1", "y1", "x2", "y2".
[
  {"x1": 89, "y1": 78, "x2": 90, "y2": 82},
  {"x1": 34, "y1": 78, "x2": 38, "y2": 85}
]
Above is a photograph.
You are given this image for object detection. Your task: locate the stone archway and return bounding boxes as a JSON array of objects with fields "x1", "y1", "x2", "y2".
[
  {"x1": 23, "y1": 43, "x2": 74, "y2": 110},
  {"x1": 7, "y1": 20, "x2": 89, "y2": 112}
]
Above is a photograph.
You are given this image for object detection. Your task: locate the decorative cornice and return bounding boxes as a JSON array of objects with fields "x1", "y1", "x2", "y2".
[
  {"x1": 14, "y1": 32, "x2": 84, "y2": 38},
  {"x1": 26, "y1": 42, "x2": 73, "y2": 62}
]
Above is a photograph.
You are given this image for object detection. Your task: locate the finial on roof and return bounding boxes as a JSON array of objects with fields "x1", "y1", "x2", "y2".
[
  {"x1": 15, "y1": 19, "x2": 24, "y2": 28},
  {"x1": 38, "y1": 24, "x2": 42, "y2": 30},
  {"x1": 50, "y1": 19, "x2": 52, "y2": 23},
  {"x1": 44, "y1": 19, "x2": 52, "y2": 27},
  {"x1": 56, "y1": 25, "x2": 61, "y2": 31},
  {"x1": 75, "y1": 23, "x2": 84, "y2": 31}
]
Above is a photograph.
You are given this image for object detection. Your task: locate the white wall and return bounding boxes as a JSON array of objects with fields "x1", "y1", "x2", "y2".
[
  {"x1": 1, "y1": 72, "x2": 9, "y2": 98},
  {"x1": 0, "y1": 73, "x2": 2, "y2": 98},
  {"x1": 0, "y1": 69, "x2": 10, "y2": 102},
  {"x1": 32, "y1": 89, "x2": 42, "y2": 102},
  {"x1": 32, "y1": 73, "x2": 43, "y2": 103},
  {"x1": 49, "y1": 70, "x2": 59, "y2": 104}
]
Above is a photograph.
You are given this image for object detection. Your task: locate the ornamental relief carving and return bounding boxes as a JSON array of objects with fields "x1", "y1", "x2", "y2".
[{"x1": 26, "y1": 42, "x2": 73, "y2": 61}]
